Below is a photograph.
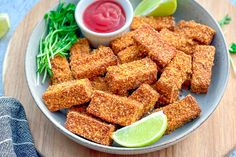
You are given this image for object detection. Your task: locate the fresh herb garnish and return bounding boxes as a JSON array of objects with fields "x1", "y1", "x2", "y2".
[
  {"x1": 218, "y1": 14, "x2": 236, "y2": 74},
  {"x1": 218, "y1": 14, "x2": 232, "y2": 28},
  {"x1": 229, "y1": 43, "x2": 236, "y2": 54},
  {"x1": 36, "y1": 2, "x2": 79, "y2": 83}
]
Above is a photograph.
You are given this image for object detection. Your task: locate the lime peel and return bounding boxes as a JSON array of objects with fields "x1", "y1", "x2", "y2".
[
  {"x1": 0, "y1": 13, "x2": 10, "y2": 38},
  {"x1": 112, "y1": 111, "x2": 167, "y2": 148},
  {"x1": 134, "y1": 0, "x2": 177, "y2": 16}
]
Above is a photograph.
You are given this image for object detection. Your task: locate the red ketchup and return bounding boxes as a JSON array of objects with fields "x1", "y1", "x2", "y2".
[{"x1": 83, "y1": 0, "x2": 126, "y2": 33}]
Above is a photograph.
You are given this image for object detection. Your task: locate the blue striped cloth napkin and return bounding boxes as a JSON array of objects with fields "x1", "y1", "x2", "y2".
[{"x1": 0, "y1": 97, "x2": 39, "y2": 157}]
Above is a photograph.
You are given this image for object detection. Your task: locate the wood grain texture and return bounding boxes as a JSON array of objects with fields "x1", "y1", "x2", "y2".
[{"x1": 3, "y1": 0, "x2": 236, "y2": 156}]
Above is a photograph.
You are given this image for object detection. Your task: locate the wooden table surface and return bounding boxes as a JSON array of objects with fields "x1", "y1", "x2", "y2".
[{"x1": 3, "y1": 0, "x2": 236, "y2": 156}]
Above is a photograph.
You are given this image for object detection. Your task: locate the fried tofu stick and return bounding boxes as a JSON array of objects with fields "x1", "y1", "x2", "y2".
[
  {"x1": 154, "y1": 95, "x2": 201, "y2": 134},
  {"x1": 176, "y1": 20, "x2": 216, "y2": 45},
  {"x1": 89, "y1": 77, "x2": 131, "y2": 96},
  {"x1": 129, "y1": 84, "x2": 160, "y2": 116},
  {"x1": 70, "y1": 38, "x2": 91, "y2": 62},
  {"x1": 191, "y1": 45, "x2": 215, "y2": 93},
  {"x1": 106, "y1": 57, "x2": 157, "y2": 95},
  {"x1": 117, "y1": 45, "x2": 145, "y2": 63},
  {"x1": 155, "y1": 51, "x2": 192, "y2": 104},
  {"x1": 159, "y1": 28, "x2": 197, "y2": 55},
  {"x1": 42, "y1": 79, "x2": 93, "y2": 111},
  {"x1": 90, "y1": 77, "x2": 129, "y2": 97},
  {"x1": 131, "y1": 16, "x2": 175, "y2": 31},
  {"x1": 65, "y1": 106, "x2": 115, "y2": 145},
  {"x1": 110, "y1": 31, "x2": 135, "y2": 54},
  {"x1": 90, "y1": 77, "x2": 109, "y2": 92},
  {"x1": 50, "y1": 55, "x2": 73, "y2": 85},
  {"x1": 133, "y1": 24, "x2": 177, "y2": 68},
  {"x1": 71, "y1": 46, "x2": 118, "y2": 79},
  {"x1": 68, "y1": 105, "x2": 88, "y2": 113},
  {"x1": 87, "y1": 90, "x2": 143, "y2": 126}
]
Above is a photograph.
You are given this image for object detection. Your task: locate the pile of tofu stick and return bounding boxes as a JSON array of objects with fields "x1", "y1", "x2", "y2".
[{"x1": 42, "y1": 15, "x2": 216, "y2": 146}]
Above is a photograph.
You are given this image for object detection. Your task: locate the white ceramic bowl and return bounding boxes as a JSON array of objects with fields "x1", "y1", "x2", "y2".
[
  {"x1": 25, "y1": 0, "x2": 229, "y2": 155},
  {"x1": 75, "y1": 0, "x2": 133, "y2": 47}
]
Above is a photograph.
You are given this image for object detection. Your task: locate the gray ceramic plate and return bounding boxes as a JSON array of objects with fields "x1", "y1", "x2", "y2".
[{"x1": 25, "y1": 0, "x2": 229, "y2": 155}]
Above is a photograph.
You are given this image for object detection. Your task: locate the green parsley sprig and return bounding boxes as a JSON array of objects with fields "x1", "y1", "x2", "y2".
[
  {"x1": 229, "y1": 43, "x2": 236, "y2": 54},
  {"x1": 218, "y1": 15, "x2": 236, "y2": 74},
  {"x1": 218, "y1": 14, "x2": 232, "y2": 28},
  {"x1": 36, "y1": 2, "x2": 79, "y2": 84}
]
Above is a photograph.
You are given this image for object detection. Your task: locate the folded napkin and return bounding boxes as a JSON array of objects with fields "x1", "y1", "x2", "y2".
[
  {"x1": 227, "y1": 149, "x2": 236, "y2": 157},
  {"x1": 0, "y1": 97, "x2": 39, "y2": 157}
]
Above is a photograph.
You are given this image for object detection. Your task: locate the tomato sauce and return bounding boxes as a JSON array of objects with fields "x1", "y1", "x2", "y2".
[{"x1": 83, "y1": 0, "x2": 126, "y2": 33}]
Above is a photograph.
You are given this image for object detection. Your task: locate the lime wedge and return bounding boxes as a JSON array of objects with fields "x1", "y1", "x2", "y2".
[
  {"x1": 0, "y1": 13, "x2": 10, "y2": 39},
  {"x1": 112, "y1": 111, "x2": 167, "y2": 147},
  {"x1": 134, "y1": 0, "x2": 177, "y2": 16}
]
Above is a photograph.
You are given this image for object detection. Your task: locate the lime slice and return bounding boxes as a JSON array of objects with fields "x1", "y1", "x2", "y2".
[
  {"x1": 112, "y1": 111, "x2": 167, "y2": 147},
  {"x1": 134, "y1": 0, "x2": 177, "y2": 16},
  {"x1": 0, "y1": 13, "x2": 10, "y2": 39}
]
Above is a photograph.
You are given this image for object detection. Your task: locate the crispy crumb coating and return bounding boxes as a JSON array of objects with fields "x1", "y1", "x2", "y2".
[
  {"x1": 176, "y1": 20, "x2": 216, "y2": 45},
  {"x1": 50, "y1": 55, "x2": 73, "y2": 85},
  {"x1": 133, "y1": 24, "x2": 177, "y2": 68},
  {"x1": 90, "y1": 77, "x2": 108, "y2": 91},
  {"x1": 89, "y1": 77, "x2": 130, "y2": 96},
  {"x1": 129, "y1": 84, "x2": 160, "y2": 116},
  {"x1": 70, "y1": 38, "x2": 91, "y2": 62},
  {"x1": 110, "y1": 31, "x2": 136, "y2": 54},
  {"x1": 106, "y1": 58, "x2": 158, "y2": 95},
  {"x1": 159, "y1": 28, "x2": 197, "y2": 55},
  {"x1": 191, "y1": 45, "x2": 215, "y2": 93},
  {"x1": 87, "y1": 90, "x2": 143, "y2": 126},
  {"x1": 155, "y1": 51, "x2": 192, "y2": 104},
  {"x1": 154, "y1": 95, "x2": 201, "y2": 134},
  {"x1": 69, "y1": 105, "x2": 88, "y2": 113},
  {"x1": 71, "y1": 46, "x2": 118, "y2": 79},
  {"x1": 65, "y1": 110, "x2": 115, "y2": 145},
  {"x1": 117, "y1": 45, "x2": 146, "y2": 63},
  {"x1": 90, "y1": 77, "x2": 109, "y2": 92},
  {"x1": 156, "y1": 95, "x2": 177, "y2": 108},
  {"x1": 42, "y1": 79, "x2": 93, "y2": 112},
  {"x1": 131, "y1": 16, "x2": 175, "y2": 31}
]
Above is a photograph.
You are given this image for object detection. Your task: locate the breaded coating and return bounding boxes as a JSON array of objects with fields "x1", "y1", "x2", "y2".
[
  {"x1": 90, "y1": 77, "x2": 109, "y2": 92},
  {"x1": 69, "y1": 105, "x2": 88, "y2": 113},
  {"x1": 87, "y1": 90, "x2": 143, "y2": 126},
  {"x1": 106, "y1": 58, "x2": 158, "y2": 95},
  {"x1": 90, "y1": 77, "x2": 129, "y2": 96},
  {"x1": 50, "y1": 55, "x2": 73, "y2": 85},
  {"x1": 65, "y1": 110, "x2": 115, "y2": 145},
  {"x1": 70, "y1": 38, "x2": 91, "y2": 62},
  {"x1": 155, "y1": 95, "x2": 178, "y2": 108},
  {"x1": 150, "y1": 83, "x2": 158, "y2": 91},
  {"x1": 133, "y1": 24, "x2": 177, "y2": 68},
  {"x1": 89, "y1": 77, "x2": 131, "y2": 96},
  {"x1": 154, "y1": 95, "x2": 201, "y2": 134},
  {"x1": 71, "y1": 46, "x2": 118, "y2": 79},
  {"x1": 191, "y1": 45, "x2": 215, "y2": 93},
  {"x1": 131, "y1": 16, "x2": 175, "y2": 31},
  {"x1": 176, "y1": 20, "x2": 216, "y2": 45},
  {"x1": 110, "y1": 31, "x2": 135, "y2": 54},
  {"x1": 42, "y1": 79, "x2": 93, "y2": 112},
  {"x1": 129, "y1": 84, "x2": 160, "y2": 116},
  {"x1": 117, "y1": 45, "x2": 145, "y2": 63},
  {"x1": 159, "y1": 28, "x2": 197, "y2": 55},
  {"x1": 155, "y1": 51, "x2": 192, "y2": 104}
]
